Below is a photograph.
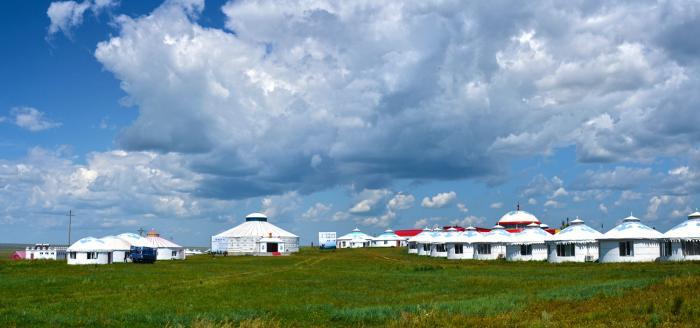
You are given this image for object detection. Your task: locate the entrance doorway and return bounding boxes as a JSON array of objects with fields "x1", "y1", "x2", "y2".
[
  {"x1": 267, "y1": 243, "x2": 279, "y2": 252},
  {"x1": 108, "y1": 252, "x2": 112, "y2": 264}
]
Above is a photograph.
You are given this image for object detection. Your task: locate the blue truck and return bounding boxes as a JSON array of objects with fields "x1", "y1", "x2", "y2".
[{"x1": 129, "y1": 246, "x2": 157, "y2": 263}]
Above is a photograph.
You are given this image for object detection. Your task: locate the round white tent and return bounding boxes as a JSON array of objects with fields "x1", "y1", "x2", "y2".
[
  {"x1": 446, "y1": 227, "x2": 480, "y2": 260},
  {"x1": 145, "y1": 230, "x2": 185, "y2": 260},
  {"x1": 546, "y1": 218, "x2": 602, "y2": 263},
  {"x1": 117, "y1": 233, "x2": 152, "y2": 247},
  {"x1": 498, "y1": 208, "x2": 540, "y2": 229},
  {"x1": 430, "y1": 228, "x2": 456, "y2": 258},
  {"x1": 99, "y1": 236, "x2": 132, "y2": 263},
  {"x1": 211, "y1": 213, "x2": 299, "y2": 255},
  {"x1": 598, "y1": 215, "x2": 663, "y2": 263},
  {"x1": 662, "y1": 211, "x2": 700, "y2": 261},
  {"x1": 506, "y1": 223, "x2": 550, "y2": 261},
  {"x1": 408, "y1": 228, "x2": 433, "y2": 255},
  {"x1": 66, "y1": 237, "x2": 111, "y2": 265},
  {"x1": 336, "y1": 228, "x2": 373, "y2": 248},
  {"x1": 371, "y1": 229, "x2": 405, "y2": 248},
  {"x1": 473, "y1": 225, "x2": 511, "y2": 260}
]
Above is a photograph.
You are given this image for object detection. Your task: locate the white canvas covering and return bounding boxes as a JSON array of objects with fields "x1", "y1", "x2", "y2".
[
  {"x1": 430, "y1": 228, "x2": 456, "y2": 258},
  {"x1": 498, "y1": 210, "x2": 540, "y2": 225},
  {"x1": 100, "y1": 236, "x2": 132, "y2": 263},
  {"x1": 473, "y1": 225, "x2": 510, "y2": 260},
  {"x1": 662, "y1": 211, "x2": 700, "y2": 261},
  {"x1": 446, "y1": 227, "x2": 480, "y2": 260},
  {"x1": 599, "y1": 215, "x2": 662, "y2": 263},
  {"x1": 212, "y1": 213, "x2": 300, "y2": 255},
  {"x1": 336, "y1": 228, "x2": 373, "y2": 248},
  {"x1": 116, "y1": 233, "x2": 152, "y2": 247},
  {"x1": 66, "y1": 237, "x2": 111, "y2": 265},
  {"x1": 506, "y1": 223, "x2": 549, "y2": 261},
  {"x1": 371, "y1": 229, "x2": 405, "y2": 247},
  {"x1": 409, "y1": 228, "x2": 433, "y2": 255},
  {"x1": 546, "y1": 218, "x2": 602, "y2": 263}
]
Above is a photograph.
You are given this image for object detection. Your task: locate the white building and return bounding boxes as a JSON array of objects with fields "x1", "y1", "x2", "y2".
[
  {"x1": 430, "y1": 228, "x2": 456, "y2": 258},
  {"x1": 25, "y1": 244, "x2": 66, "y2": 260},
  {"x1": 211, "y1": 213, "x2": 300, "y2": 255},
  {"x1": 446, "y1": 227, "x2": 480, "y2": 260},
  {"x1": 99, "y1": 236, "x2": 132, "y2": 263},
  {"x1": 409, "y1": 228, "x2": 433, "y2": 255},
  {"x1": 506, "y1": 223, "x2": 550, "y2": 261},
  {"x1": 497, "y1": 207, "x2": 541, "y2": 230},
  {"x1": 473, "y1": 225, "x2": 510, "y2": 260},
  {"x1": 116, "y1": 233, "x2": 152, "y2": 248},
  {"x1": 145, "y1": 230, "x2": 185, "y2": 260},
  {"x1": 661, "y1": 211, "x2": 700, "y2": 261},
  {"x1": 371, "y1": 229, "x2": 406, "y2": 247},
  {"x1": 598, "y1": 215, "x2": 663, "y2": 263},
  {"x1": 66, "y1": 237, "x2": 112, "y2": 265},
  {"x1": 546, "y1": 218, "x2": 602, "y2": 263},
  {"x1": 336, "y1": 228, "x2": 374, "y2": 248}
]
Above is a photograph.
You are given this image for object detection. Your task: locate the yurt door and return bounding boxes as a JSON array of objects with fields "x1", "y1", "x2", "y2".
[
  {"x1": 267, "y1": 243, "x2": 278, "y2": 253},
  {"x1": 108, "y1": 252, "x2": 112, "y2": 264}
]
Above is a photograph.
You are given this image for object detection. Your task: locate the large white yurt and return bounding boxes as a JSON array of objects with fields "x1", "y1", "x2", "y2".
[
  {"x1": 661, "y1": 211, "x2": 700, "y2": 261},
  {"x1": 211, "y1": 213, "x2": 300, "y2": 255},
  {"x1": 498, "y1": 206, "x2": 541, "y2": 229},
  {"x1": 430, "y1": 228, "x2": 453, "y2": 258},
  {"x1": 145, "y1": 230, "x2": 185, "y2": 260},
  {"x1": 506, "y1": 223, "x2": 550, "y2": 261},
  {"x1": 371, "y1": 229, "x2": 406, "y2": 247},
  {"x1": 406, "y1": 228, "x2": 430, "y2": 254},
  {"x1": 546, "y1": 218, "x2": 602, "y2": 263},
  {"x1": 598, "y1": 215, "x2": 663, "y2": 263},
  {"x1": 336, "y1": 228, "x2": 373, "y2": 248},
  {"x1": 66, "y1": 237, "x2": 111, "y2": 265},
  {"x1": 446, "y1": 227, "x2": 480, "y2": 260},
  {"x1": 473, "y1": 225, "x2": 511, "y2": 260},
  {"x1": 99, "y1": 236, "x2": 132, "y2": 263}
]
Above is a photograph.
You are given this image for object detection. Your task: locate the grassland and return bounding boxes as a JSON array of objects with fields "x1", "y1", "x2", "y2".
[{"x1": 1, "y1": 247, "x2": 699, "y2": 327}]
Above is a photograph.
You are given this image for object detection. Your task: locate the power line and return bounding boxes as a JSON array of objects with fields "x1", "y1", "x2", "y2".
[{"x1": 66, "y1": 210, "x2": 76, "y2": 245}]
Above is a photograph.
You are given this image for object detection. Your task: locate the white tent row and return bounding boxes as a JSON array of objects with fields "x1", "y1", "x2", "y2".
[
  {"x1": 67, "y1": 231, "x2": 184, "y2": 265},
  {"x1": 335, "y1": 228, "x2": 408, "y2": 249},
  {"x1": 405, "y1": 210, "x2": 700, "y2": 263}
]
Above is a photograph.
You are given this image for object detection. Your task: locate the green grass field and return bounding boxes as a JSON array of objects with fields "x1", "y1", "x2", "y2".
[{"x1": 1, "y1": 247, "x2": 699, "y2": 327}]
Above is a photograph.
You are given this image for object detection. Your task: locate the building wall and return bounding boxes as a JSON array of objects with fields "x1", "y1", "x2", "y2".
[
  {"x1": 446, "y1": 243, "x2": 475, "y2": 260},
  {"x1": 67, "y1": 252, "x2": 110, "y2": 265},
  {"x1": 506, "y1": 243, "x2": 547, "y2": 261},
  {"x1": 155, "y1": 248, "x2": 185, "y2": 260},
  {"x1": 371, "y1": 240, "x2": 402, "y2": 248},
  {"x1": 25, "y1": 247, "x2": 66, "y2": 260},
  {"x1": 215, "y1": 236, "x2": 299, "y2": 254},
  {"x1": 661, "y1": 242, "x2": 700, "y2": 261},
  {"x1": 599, "y1": 240, "x2": 660, "y2": 263},
  {"x1": 407, "y1": 242, "x2": 418, "y2": 254},
  {"x1": 546, "y1": 243, "x2": 599, "y2": 263},
  {"x1": 473, "y1": 243, "x2": 506, "y2": 260},
  {"x1": 429, "y1": 244, "x2": 447, "y2": 258},
  {"x1": 417, "y1": 242, "x2": 431, "y2": 256},
  {"x1": 112, "y1": 250, "x2": 128, "y2": 263}
]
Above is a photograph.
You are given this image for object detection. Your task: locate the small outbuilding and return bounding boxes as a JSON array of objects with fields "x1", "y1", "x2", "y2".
[
  {"x1": 661, "y1": 211, "x2": 700, "y2": 261},
  {"x1": 473, "y1": 225, "x2": 511, "y2": 260},
  {"x1": 67, "y1": 237, "x2": 112, "y2": 265},
  {"x1": 446, "y1": 227, "x2": 480, "y2": 260},
  {"x1": 598, "y1": 215, "x2": 663, "y2": 263},
  {"x1": 546, "y1": 218, "x2": 602, "y2": 263},
  {"x1": 336, "y1": 228, "x2": 373, "y2": 248},
  {"x1": 371, "y1": 229, "x2": 406, "y2": 247},
  {"x1": 506, "y1": 223, "x2": 550, "y2": 261}
]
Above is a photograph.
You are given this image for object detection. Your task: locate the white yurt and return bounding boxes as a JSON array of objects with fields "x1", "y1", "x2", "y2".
[
  {"x1": 473, "y1": 225, "x2": 511, "y2": 260},
  {"x1": 406, "y1": 228, "x2": 430, "y2": 254},
  {"x1": 66, "y1": 237, "x2": 111, "y2": 265},
  {"x1": 498, "y1": 206, "x2": 541, "y2": 229},
  {"x1": 409, "y1": 228, "x2": 433, "y2": 255},
  {"x1": 446, "y1": 227, "x2": 480, "y2": 260},
  {"x1": 371, "y1": 229, "x2": 406, "y2": 247},
  {"x1": 598, "y1": 215, "x2": 663, "y2": 263},
  {"x1": 661, "y1": 211, "x2": 700, "y2": 261},
  {"x1": 430, "y1": 228, "x2": 452, "y2": 258},
  {"x1": 546, "y1": 218, "x2": 602, "y2": 263},
  {"x1": 145, "y1": 230, "x2": 185, "y2": 260},
  {"x1": 211, "y1": 213, "x2": 300, "y2": 255},
  {"x1": 99, "y1": 236, "x2": 132, "y2": 263},
  {"x1": 336, "y1": 228, "x2": 373, "y2": 248},
  {"x1": 116, "y1": 233, "x2": 152, "y2": 247},
  {"x1": 506, "y1": 223, "x2": 550, "y2": 261}
]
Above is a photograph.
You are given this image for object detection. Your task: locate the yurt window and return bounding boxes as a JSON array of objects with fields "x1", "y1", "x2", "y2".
[
  {"x1": 436, "y1": 244, "x2": 446, "y2": 252},
  {"x1": 619, "y1": 241, "x2": 633, "y2": 257},
  {"x1": 87, "y1": 252, "x2": 97, "y2": 259},
  {"x1": 172, "y1": 251, "x2": 177, "y2": 257},
  {"x1": 409, "y1": 243, "x2": 417, "y2": 250},
  {"x1": 520, "y1": 245, "x2": 532, "y2": 256},
  {"x1": 69, "y1": 252, "x2": 76, "y2": 259},
  {"x1": 455, "y1": 244, "x2": 464, "y2": 254},
  {"x1": 556, "y1": 244, "x2": 575, "y2": 257},
  {"x1": 660, "y1": 241, "x2": 672, "y2": 257},
  {"x1": 682, "y1": 241, "x2": 700, "y2": 256},
  {"x1": 477, "y1": 244, "x2": 491, "y2": 255},
  {"x1": 423, "y1": 244, "x2": 430, "y2": 252}
]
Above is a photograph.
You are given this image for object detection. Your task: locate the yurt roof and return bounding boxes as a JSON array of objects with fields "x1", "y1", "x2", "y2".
[
  {"x1": 258, "y1": 237, "x2": 284, "y2": 243},
  {"x1": 214, "y1": 218, "x2": 299, "y2": 239},
  {"x1": 99, "y1": 236, "x2": 132, "y2": 251},
  {"x1": 509, "y1": 224, "x2": 551, "y2": 245},
  {"x1": 498, "y1": 210, "x2": 540, "y2": 225},
  {"x1": 433, "y1": 229, "x2": 459, "y2": 244},
  {"x1": 373, "y1": 229, "x2": 405, "y2": 241},
  {"x1": 246, "y1": 212, "x2": 268, "y2": 221},
  {"x1": 475, "y1": 225, "x2": 512, "y2": 243},
  {"x1": 67, "y1": 237, "x2": 111, "y2": 252},
  {"x1": 146, "y1": 233, "x2": 183, "y2": 249},
  {"x1": 336, "y1": 228, "x2": 373, "y2": 241},
  {"x1": 407, "y1": 228, "x2": 433, "y2": 243},
  {"x1": 663, "y1": 212, "x2": 700, "y2": 241},
  {"x1": 599, "y1": 215, "x2": 663, "y2": 240},
  {"x1": 116, "y1": 233, "x2": 152, "y2": 247},
  {"x1": 450, "y1": 229, "x2": 481, "y2": 243},
  {"x1": 549, "y1": 218, "x2": 602, "y2": 243}
]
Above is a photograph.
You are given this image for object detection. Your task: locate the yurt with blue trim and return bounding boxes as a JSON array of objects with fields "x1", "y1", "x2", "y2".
[
  {"x1": 66, "y1": 237, "x2": 112, "y2": 265},
  {"x1": 506, "y1": 223, "x2": 550, "y2": 261},
  {"x1": 598, "y1": 215, "x2": 663, "y2": 263},
  {"x1": 371, "y1": 229, "x2": 405, "y2": 248},
  {"x1": 546, "y1": 218, "x2": 602, "y2": 263},
  {"x1": 336, "y1": 228, "x2": 373, "y2": 248},
  {"x1": 446, "y1": 227, "x2": 480, "y2": 260},
  {"x1": 661, "y1": 211, "x2": 700, "y2": 261},
  {"x1": 473, "y1": 225, "x2": 511, "y2": 260}
]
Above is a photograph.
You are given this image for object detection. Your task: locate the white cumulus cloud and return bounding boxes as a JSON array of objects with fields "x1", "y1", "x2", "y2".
[{"x1": 421, "y1": 191, "x2": 457, "y2": 208}]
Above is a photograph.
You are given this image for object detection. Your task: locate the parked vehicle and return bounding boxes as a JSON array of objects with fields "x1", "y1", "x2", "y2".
[{"x1": 129, "y1": 246, "x2": 157, "y2": 263}]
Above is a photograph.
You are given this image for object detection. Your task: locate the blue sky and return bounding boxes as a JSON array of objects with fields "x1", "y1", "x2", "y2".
[{"x1": 1, "y1": 0, "x2": 699, "y2": 246}]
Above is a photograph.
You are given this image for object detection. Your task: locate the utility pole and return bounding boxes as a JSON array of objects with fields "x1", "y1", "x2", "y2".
[
  {"x1": 66, "y1": 210, "x2": 75, "y2": 245},
  {"x1": 137, "y1": 227, "x2": 145, "y2": 236}
]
